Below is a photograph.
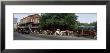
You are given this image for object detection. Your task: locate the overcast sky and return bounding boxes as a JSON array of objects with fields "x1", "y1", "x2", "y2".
[
  {"x1": 14, "y1": 13, "x2": 97, "y2": 23},
  {"x1": 75, "y1": 13, "x2": 96, "y2": 23}
]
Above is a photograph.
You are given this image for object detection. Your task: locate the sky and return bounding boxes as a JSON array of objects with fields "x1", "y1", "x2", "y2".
[
  {"x1": 14, "y1": 13, "x2": 97, "y2": 23},
  {"x1": 75, "y1": 13, "x2": 97, "y2": 23},
  {"x1": 14, "y1": 13, "x2": 35, "y2": 22}
]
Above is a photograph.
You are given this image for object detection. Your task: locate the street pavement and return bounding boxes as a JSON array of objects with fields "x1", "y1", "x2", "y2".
[{"x1": 14, "y1": 32, "x2": 95, "y2": 40}]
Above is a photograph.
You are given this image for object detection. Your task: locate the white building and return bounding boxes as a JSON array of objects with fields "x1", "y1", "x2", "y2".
[{"x1": 13, "y1": 18, "x2": 18, "y2": 29}]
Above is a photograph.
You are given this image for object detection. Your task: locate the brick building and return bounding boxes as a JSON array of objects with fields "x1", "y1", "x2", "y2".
[
  {"x1": 17, "y1": 14, "x2": 41, "y2": 33},
  {"x1": 19, "y1": 14, "x2": 40, "y2": 24}
]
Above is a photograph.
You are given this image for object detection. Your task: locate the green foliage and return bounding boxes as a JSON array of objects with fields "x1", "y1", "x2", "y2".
[
  {"x1": 89, "y1": 22, "x2": 97, "y2": 30},
  {"x1": 39, "y1": 13, "x2": 78, "y2": 30},
  {"x1": 79, "y1": 22, "x2": 97, "y2": 30},
  {"x1": 89, "y1": 22, "x2": 97, "y2": 26},
  {"x1": 79, "y1": 22, "x2": 97, "y2": 26},
  {"x1": 79, "y1": 23, "x2": 89, "y2": 26}
]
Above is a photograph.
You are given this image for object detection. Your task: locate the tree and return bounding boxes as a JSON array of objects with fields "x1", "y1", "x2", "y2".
[
  {"x1": 89, "y1": 22, "x2": 97, "y2": 26},
  {"x1": 79, "y1": 22, "x2": 97, "y2": 26},
  {"x1": 78, "y1": 22, "x2": 97, "y2": 30},
  {"x1": 79, "y1": 23, "x2": 90, "y2": 26},
  {"x1": 89, "y1": 22, "x2": 97, "y2": 30},
  {"x1": 39, "y1": 13, "x2": 78, "y2": 30}
]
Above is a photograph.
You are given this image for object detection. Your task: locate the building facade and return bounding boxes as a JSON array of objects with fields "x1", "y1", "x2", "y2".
[
  {"x1": 13, "y1": 18, "x2": 18, "y2": 30},
  {"x1": 17, "y1": 14, "x2": 41, "y2": 33},
  {"x1": 18, "y1": 14, "x2": 40, "y2": 24}
]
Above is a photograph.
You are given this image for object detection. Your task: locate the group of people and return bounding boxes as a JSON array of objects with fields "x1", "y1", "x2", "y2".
[
  {"x1": 38, "y1": 29, "x2": 74, "y2": 36},
  {"x1": 17, "y1": 28, "x2": 96, "y2": 37},
  {"x1": 54, "y1": 29, "x2": 74, "y2": 36},
  {"x1": 36, "y1": 29, "x2": 96, "y2": 37}
]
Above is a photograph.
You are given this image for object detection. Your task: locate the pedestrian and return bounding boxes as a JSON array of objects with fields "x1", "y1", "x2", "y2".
[{"x1": 54, "y1": 29, "x2": 61, "y2": 35}]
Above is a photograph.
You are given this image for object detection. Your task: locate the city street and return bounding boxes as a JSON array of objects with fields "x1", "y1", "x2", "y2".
[{"x1": 14, "y1": 32, "x2": 94, "y2": 40}]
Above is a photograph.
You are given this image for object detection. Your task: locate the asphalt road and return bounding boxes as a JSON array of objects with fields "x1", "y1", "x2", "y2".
[{"x1": 14, "y1": 32, "x2": 94, "y2": 40}]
